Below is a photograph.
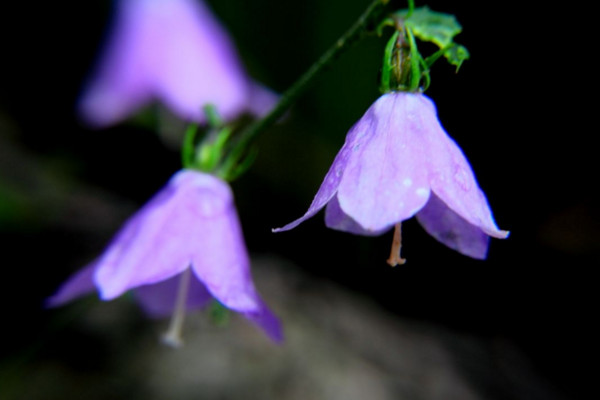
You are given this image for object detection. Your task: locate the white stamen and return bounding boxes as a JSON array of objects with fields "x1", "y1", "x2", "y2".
[{"x1": 162, "y1": 268, "x2": 192, "y2": 348}]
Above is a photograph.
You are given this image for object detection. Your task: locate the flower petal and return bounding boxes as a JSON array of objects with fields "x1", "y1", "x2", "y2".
[
  {"x1": 416, "y1": 94, "x2": 509, "y2": 239},
  {"x1": 184, "y1": 178, "x2": 259, "y2": 311},
  {"x1": 272, "y1": 114, "x2": 364, "y2": 232},
  {"x1": 78, "y1": 0, "x2": 158, "y2": 126},
  {"x1": 134, "y1": 270, "x2": 213, "y2": 318},
  {"x1": 93, "y1": 170, "x2": 227, "y2": 300},
  {"x1": 79, "y1": 0, "x2": 252, "y2": 127},
  {"x1": 246, "y1": 82, "x2": 279, "y2": 118},
  {"x1": 325, "y1": 194, "x2": 388, "y2": 236},
  {"x1": 416, "y1": 192, "x2": 491, "y2": 259},
  {"x1": 178, "y1": 174, "x2": 283, "y2": 341},
  {"x1": 46, "y1": 263, "x2": 97, "y2": 307},
  {"x1": 241, "y1": 299, "x2": 284, "y2": 343},
  {"x1": 336, "y1": 93, "x2": 431, "y2": 233},
  {"x1": 150, "y1": 0, "x2": 249, "y2": 121}
]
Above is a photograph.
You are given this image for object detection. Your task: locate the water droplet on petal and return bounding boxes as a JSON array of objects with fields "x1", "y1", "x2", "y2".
[{"x1": 416, "y1": 188, "x2": 428, "y2": 197}]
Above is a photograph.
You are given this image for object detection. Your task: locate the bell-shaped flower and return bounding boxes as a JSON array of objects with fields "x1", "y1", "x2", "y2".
[
  {"x1": 79, "y1": 0, "x2": 276, "y2": 127},
  {"x1": 274, "y1": 92, "x2": 508, "y2": 259},
  {"x1": 48, "y1": 169, "x2": 282, "y2": 344}
]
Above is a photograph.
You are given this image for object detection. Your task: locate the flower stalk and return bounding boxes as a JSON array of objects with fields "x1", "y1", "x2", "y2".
[{"x1": 220, "y1": 0, "x2": 391, "y2": 179}]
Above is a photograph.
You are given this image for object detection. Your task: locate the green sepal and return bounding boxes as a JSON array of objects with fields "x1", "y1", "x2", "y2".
[
  {"x1": 203, "y1": 104, "x2": 223, "y2": 129},
  {"x1": 181, "y1": 123, "x2": 199, "y2": 169},
  {"x1": 375, "y1": 16, "x2": 396, "y2": 37},
  {"x1": 380, "y1": 30, "x2": 400, "y2": 93},
  {"x1": 406, "y1": 27, "x2": 421, "y2": 92},
  {"x1": 197, "y1": 126, "x2": 233, "y2": 172},
  {"x1": 222, "y1": 145, "x2": 258, "y2": 182}
]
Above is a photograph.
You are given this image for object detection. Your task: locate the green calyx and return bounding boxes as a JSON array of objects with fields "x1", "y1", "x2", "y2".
[
  {"x1": 181, "y1": 104, "x2": 253, "y2": 181},
  {"x1": 379, "y1": 4, "x2": 470, "y2": 93}
]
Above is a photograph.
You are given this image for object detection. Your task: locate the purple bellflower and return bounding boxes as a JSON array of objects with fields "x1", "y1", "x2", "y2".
[
  {"x1": 48, "y1": 169, "x2": 282, "y2": 344},
  {"x1": 79, "y1": 0, "x2": 276, "y2": 127},
  {"x1": 274, "y1": 92, "x2": 508, "y2": 260}
]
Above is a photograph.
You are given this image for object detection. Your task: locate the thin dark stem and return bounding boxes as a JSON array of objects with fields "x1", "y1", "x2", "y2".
[{"x1": 222, "y1": 0, "x2": 391, "y2": 177}]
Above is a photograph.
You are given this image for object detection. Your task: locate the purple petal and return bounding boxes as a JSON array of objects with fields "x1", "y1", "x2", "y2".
[
  {"x1": 416, "y1": 192, "x2": 490, "y2": 259},
  {"x1": 79, "y1": 0, "x2": 252, "y2": 127},
  {"x1": 134, "y1": 269, "x2": 213, "y2": 318},
  {"x1": 272, "y1": 110, "x2": 366, "y2": 232},
  {"x1": 183, "y1": 178, "x2": 259, "y2": 311},
  {"x1": 415, "y1": 94, "x2": 509, "y2": 239},
  {"x1": 335, "y1": 93, "x2": 431, "y2": 233},
  {"x1": 241, "y1": 299, "x2": 284, "y2": 343},
  {"x1": 93, "y1": 170, "x2": 229, "y2": 300},
  {"x1": 246, "y1": 82, "x2": 279, "y2": 118},
  {"x1": 46, "y1": 263, "x2": 97, "y2": 307},
  {"x1": 172, "y1": 174, "x2": 283, "y2": 341},
  {"x1": 325, "y1": 194, "x2": 388, "y2": 236}
]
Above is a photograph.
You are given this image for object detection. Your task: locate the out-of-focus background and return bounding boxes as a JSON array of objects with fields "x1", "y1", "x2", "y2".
[{"x1": 0, "y1": 0, "x2": 595, "y2": 399}]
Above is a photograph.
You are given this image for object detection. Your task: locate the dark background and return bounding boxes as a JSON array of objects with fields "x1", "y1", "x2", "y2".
[{"x1": 1, "y1": 1, "x2": 595, "y2": 399}]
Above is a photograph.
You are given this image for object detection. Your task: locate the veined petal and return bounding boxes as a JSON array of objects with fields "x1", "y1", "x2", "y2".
[
  {"x1": 134, "y1": 270, "x2": 213, "y2": 318},
  {"x1": 416, "y1": 192, "x2": 490, "y2": 259},
  {"x1": 325, "y1": 195, "x2": 388, "y2": 236},
  {"x1": 337, "y1": 93, "x2": 431, "y2": 233},
  {"x1": 185, "y1": 176, "x2": 258, "y2": 311},
  {"x1": 93, "y1": 170, "x2": 228, "y2": 300},
  {"x1": 46, "y1": 263, "x2": 97, "y2": 307},
  {"x1": 272, "y1": 113, "x2": 367, "y2": 232},
  {"x1": 48, "y1": 169, "x2": 281, "y2": 342},
  {"x1": 181, "y1": 174, "x2": 283, "y2": 341},
  {"x1": 416, "y1": 94, "x2": 509, "y2": 239}
]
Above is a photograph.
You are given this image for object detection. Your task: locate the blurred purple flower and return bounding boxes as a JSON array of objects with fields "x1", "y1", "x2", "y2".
[
  {"x1": 275, "y1": 92, "x2": 509, "y2": 259},
  {"x1": 79, "y1": 0, "x2": 276, "y2": 127},
  {"x1": 48, "y1": 170, "x2": 282, "y2": 343}
]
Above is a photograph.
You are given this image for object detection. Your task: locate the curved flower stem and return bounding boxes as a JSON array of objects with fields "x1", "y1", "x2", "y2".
[{"x1": 222, "y1": 0, "x2": 391, "y2": 178}]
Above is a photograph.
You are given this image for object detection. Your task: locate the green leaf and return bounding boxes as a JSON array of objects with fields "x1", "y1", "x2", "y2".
[
  {"x1": 445, "y1": 44, "x2": 470, "y2": 70},
  {"x1": 397, "y1": 6, "x2": 463, "y2": 49}
]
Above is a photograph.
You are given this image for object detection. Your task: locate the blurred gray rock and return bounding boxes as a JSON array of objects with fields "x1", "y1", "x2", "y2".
[{"x1": 1, "y1": 256, "x2": 564, "y2": 400}]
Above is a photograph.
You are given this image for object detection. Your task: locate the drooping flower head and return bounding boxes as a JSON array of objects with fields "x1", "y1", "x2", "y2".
[
  {"x1": 79, "y1": 0, "x2": 276, "y2": 127},
  {"x1": 275, "y1": 92, "x2": 508, "y2": 260},
  {"x1": 48, "y1": 169, "x2": 282, "y2": 344}
]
